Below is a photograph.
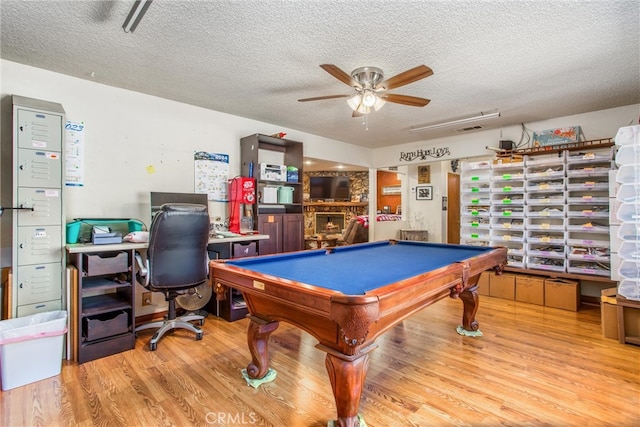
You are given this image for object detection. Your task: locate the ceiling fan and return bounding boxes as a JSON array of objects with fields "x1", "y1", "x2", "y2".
[{"x1": 298, "y1": 64, "x2": 433, "y2": 116}]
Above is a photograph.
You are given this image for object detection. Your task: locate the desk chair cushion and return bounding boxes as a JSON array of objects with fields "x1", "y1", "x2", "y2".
[{"x1": 146, "y1": 203, "x2": 210, "y2": 291}]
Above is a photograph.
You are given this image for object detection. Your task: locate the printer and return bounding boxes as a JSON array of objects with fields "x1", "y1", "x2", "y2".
[{"x1": 259, "y1": 163, "x2": 287, "y2": 182}]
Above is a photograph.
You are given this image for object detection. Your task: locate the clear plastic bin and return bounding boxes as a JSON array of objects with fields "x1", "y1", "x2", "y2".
[
  {"x1": 617, "y1": 202, "x2": 640, "y2": 222},
  {"x1": 618, "y1": 278, "x2": 640, "y2": 301},
  {"x1": 617, "y1": 222, "x2": 640, "y2": 241},
  {"x1": 0, "y1": 310, "x2": 67, "y2": 390},
  {"x1": 566, "y1": 149, "x2": 613, "y2": 164},
  {"x1": 619, "y1": 241, "x2": 640, "y2": 261},
  {"x1": 526, "y1": 217, "x2": 566, "y2": 231},
  {"x1": 619, "y1": 260, "x2": 640, "y2": 280},
  {"x1": 616, "y1": 184, "x2": 640, "y2": 203},
  {"x1": 616, "y1": 164, "x2": 640, "y2": 185},
  {"x1": 567, "y1": 260, "x2": 611, "y2": 277},
  {"x1": 615, "y1": 144, "x2": 640, "y2": 167},
  {"x1": 614, "y1": 125, "x2": 640, "y2": 147}
]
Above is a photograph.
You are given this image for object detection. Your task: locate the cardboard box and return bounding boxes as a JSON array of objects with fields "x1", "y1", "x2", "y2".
[
  {"x1": 516, "y1": 275, "x2": 544, "y2": 305},
  {"x1": 622, "y1": 305, "x2": 640, "y2": 340},
  {"x1": 544, "y1": 278, "x2": 580, "y2": 311},
  {"x1": 601, "y1": 288, "x2": 618, "y2": 339},
  {"x1": 601, "y1": 289, "x2": 640, "y2": 341},
  {"x1": 489, "y1": 273, "x2": 516, "y2": 300},
  {"x1": 476, "y1": 271, "x2": 491, "y2": 296}
]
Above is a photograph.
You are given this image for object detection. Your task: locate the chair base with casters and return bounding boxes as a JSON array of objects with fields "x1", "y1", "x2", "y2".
[{"x1": 135, "y1": 292, "x2": 204, "y2": 351}]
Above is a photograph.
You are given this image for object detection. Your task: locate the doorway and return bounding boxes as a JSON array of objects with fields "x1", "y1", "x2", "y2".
[{"x1": 447, "y1": 172, "x2": 460, "y2": 244}]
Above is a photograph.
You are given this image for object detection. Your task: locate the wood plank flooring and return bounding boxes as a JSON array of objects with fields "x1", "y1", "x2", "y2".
[{"x1": 1, "y1": 296, "x2": 639, "y2": 426}]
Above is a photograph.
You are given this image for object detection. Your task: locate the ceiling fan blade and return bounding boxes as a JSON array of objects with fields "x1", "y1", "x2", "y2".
[
  {"x1": 298, "y1": 94, "x2": 351, "y2": 102},
  {"x1": 320, "y1": 64, "x2": 361, "y2": 88},
  {"x1": 352, "y1": 110, "x2": 363, "y2": 118},
  {"x1": 380, "y1": 94, "x2": 431, "y2": 107},
  {"x1": 378, "y1": 65, "x2": 433, "y2": 91}
]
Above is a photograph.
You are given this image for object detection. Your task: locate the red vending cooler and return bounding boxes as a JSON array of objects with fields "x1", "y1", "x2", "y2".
[{"x1": 228, "y1": 177, "x2": 255, "y2": 233}]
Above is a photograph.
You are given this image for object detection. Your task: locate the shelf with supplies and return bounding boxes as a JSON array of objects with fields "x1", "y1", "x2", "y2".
[
  {"x1": 240, "y1": 133, "x2": 304, "y2": 254},
  {"x1": 66, "y1": 244, "x2": 143, "y2": 363},
  {"x1": 460, "y1": 140, "x2": 615, "y2": 279}
]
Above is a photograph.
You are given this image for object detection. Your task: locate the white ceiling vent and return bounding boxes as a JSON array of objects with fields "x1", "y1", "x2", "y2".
[{"x1": 454, "y1": 125, "x2": 484, "y2": 132}]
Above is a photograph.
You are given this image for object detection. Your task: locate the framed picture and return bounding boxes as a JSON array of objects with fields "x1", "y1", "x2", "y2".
[
  {"x1": 418, "y1": 166, "x2": 431, "y2": 184},
  {"x1": 416, "y1": 185, "x2": 433, "y2": 200}
]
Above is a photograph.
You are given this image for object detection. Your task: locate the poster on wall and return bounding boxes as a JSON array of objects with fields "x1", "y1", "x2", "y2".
[
  {"x1": 64, "y1": 120, "x2": 85, "y2": 186},
  {"x1": 194, "y1": 151, "x2": 229, "y2": 201},
  {"x1": 418, "y1": 165, "x2": 431, "y2": 183}
]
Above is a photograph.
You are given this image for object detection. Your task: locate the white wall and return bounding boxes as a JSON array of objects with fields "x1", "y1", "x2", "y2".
[
  {"x1": 372, "y1": 104, "x2": 640, "y2": 169},
  {"x1": 0, "y1": 60, "x2": 373, "y2": 227}
]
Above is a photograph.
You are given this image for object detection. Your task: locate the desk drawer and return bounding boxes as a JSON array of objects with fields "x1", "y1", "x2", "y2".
[
  {"x1": 83, "y1": 310, "x2": 129, "y2": 341},
  {"x1": 232, "y1": 242, "x2": 257, "y2": 258},
  {"x1": 83, "y1": 251, "x2": 128, "y2": 276}
]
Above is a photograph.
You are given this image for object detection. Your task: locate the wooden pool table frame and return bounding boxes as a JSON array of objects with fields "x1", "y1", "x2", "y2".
[{"x1": 210, "y1": 241, "x2": 507, "y2": 427}]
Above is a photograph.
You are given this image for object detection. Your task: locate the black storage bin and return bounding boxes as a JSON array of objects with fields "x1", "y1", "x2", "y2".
[
  {"x1": 83, "y1": 310, "x2": 129, "y2": 341},
  {"x1": 232, "y1": 241, "x2": 257, "y2": 258}
]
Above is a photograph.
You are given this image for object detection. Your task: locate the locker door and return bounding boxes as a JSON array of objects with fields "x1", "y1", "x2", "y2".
[
  {"x1": 16, "y1": 187, "x2": 62, "y2": 226},
  {"x1": 17, "y1": 226, "x2": 63, "y2": 265},
  {"x1": 16, "y1": 263, "x2": 63, "y2": 306},
  {"x1": 17, "y1": 149, "x2": 62, "y2": 188},
  {"x1": 16, "y1": 109, "x2": 63, "y2": 151}
]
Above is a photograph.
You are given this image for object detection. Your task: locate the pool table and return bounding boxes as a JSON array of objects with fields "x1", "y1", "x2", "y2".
[{"x1": 210, "y1": 240, "x2": 506, "y2": 427}]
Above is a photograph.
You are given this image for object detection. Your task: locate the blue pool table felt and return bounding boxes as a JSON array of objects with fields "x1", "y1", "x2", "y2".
[{"x1": 226, "y1": 241, "x2": 493, "y2": 295}]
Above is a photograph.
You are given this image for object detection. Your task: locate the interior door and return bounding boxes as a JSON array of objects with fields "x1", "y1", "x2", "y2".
[{"x1": 447, "y1": 173, "x2": 460, "y2": 244}]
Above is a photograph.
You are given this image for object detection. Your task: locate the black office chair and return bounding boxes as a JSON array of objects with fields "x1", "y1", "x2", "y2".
[{"x1": 134, "y1": 203, "x2": 210, "y2": 350}]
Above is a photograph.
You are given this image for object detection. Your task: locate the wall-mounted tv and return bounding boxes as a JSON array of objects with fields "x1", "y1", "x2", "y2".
[{"x1": 309, "y1": 176, "x2": 351, "y2": 201}]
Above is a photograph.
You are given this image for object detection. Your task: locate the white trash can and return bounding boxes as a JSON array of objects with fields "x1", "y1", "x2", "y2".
[{"x1": 0, "y1": 310, "x2": 68, "y2": 390}]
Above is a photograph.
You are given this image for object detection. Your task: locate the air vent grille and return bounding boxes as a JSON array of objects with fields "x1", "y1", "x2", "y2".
[{"x1": 454, "y1": 125, "x2": 484, "y2": 132}]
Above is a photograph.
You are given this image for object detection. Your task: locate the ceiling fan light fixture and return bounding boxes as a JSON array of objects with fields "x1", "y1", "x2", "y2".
[
  {"x1": 356, "y1": 104, "x2": 371, "y2": 115},
  {"x1": 362, "y1": 91, "x2": 377, "y2": 107},
  {"x1": 346, "y1": 94, "x2": 362, "y2": 111},
  {"x1": 372, "y1": 96, "x2": 386, "y2": 111}
]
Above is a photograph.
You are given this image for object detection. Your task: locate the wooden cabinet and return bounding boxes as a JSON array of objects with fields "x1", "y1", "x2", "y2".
[
  {"x1": 257, "y1": 214, "x2": 304, "y2": 255},
  {"x1": 240, "y1": 134, "x2": 304, "y2": 253},
  {"x1": 67, "y1": 244, "x2": 141, "y2": 363}
]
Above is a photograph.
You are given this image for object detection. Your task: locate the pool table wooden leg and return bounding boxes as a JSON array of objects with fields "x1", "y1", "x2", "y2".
[
  {"x1": 246, "y1": 316, "x2": 280, "y2": 379},
  {"x1": 459, "y1": 285, "x2": 480, "y2": 331},
  {"x1": 324, "y1": 348, "x2": 371, "y2": 427}
]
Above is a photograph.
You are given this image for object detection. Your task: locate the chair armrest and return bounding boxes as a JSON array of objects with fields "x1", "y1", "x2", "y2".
[{"x1": 135, "y1": 252, "x2": 150, "y2": 287}]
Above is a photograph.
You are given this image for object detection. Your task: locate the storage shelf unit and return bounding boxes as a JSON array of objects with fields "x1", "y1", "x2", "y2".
[
  {"x1": 66, "y1": 245, "x2": 139, "y2": 363},
  {"x1": 240, "y1": 134, "x2": 304, "y2": 255},
  {"x1": 460, "y1": 138, "x2": 615, "y2": 278},
  {"x1": 611, "y1": 125, "x2": 640, "y2": 301}
]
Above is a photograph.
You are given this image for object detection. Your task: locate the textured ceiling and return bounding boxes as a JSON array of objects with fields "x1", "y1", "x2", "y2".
[{"x1": 1, "y1": 0, "x2": 639, "y2": 150}]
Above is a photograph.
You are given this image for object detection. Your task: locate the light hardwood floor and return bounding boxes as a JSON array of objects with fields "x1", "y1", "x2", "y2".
[{"x1": 1, "y1": 296, "x2": 639, "y2": 426}]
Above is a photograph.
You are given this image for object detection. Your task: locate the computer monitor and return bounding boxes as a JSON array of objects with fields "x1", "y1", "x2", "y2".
[{"x1": 150, "y1": 192, "x2": 208, "y2": 217}]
